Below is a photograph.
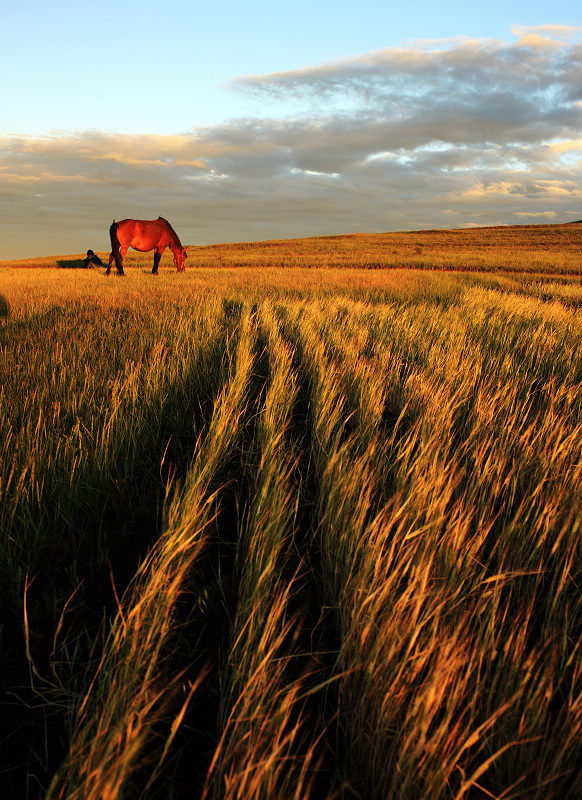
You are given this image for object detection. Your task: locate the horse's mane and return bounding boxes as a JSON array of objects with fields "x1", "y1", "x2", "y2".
[{"x1": 158, "y1": 216, "x2": 182, "y2": 245}]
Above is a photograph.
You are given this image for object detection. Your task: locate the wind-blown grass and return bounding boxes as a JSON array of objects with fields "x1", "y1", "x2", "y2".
[
  {"x1": 288, "y1": 293, "x2": 582, "y2": 798},
  {"x1": 1, "y1": 235, "x2": 582, "y2": 798},
  {"x1": 203, "y1": 301, "x2": 325, "y2": 800},
  {"x1": 46, "y1": 307, "x2": 256, "y2": 800}
]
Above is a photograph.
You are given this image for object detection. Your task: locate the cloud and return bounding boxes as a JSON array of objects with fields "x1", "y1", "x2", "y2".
[
  {"x1": 512, "y1": 24, "x2": 582, "y2": 46},
  {"x1": 234, "y1": 36, "x2": 582, "y2": 141},
  {"x1": 515, "y1": 211, "x2": 557, "y2": 218},
  {"x1": 1, "y1": 29, "x2": 582, "y2": 258}
]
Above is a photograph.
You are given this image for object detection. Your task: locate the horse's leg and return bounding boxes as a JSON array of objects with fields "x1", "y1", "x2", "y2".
[
  {"x1": 116, "y1": 244, "x2": 127, "y2": 276},
  {"x1": 106, "y1": 251, "x2": 115, "y2": 276},
  {"x1": 152, "y1": 249, "x2": 162, "y2": 275}
]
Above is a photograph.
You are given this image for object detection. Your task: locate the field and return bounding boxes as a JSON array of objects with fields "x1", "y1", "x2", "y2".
[{"x1": 1, "y1": 222, "x2": 582, "y2": 799}]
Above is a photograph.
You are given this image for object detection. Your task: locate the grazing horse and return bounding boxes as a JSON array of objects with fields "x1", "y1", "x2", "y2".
[{"x1": 107, "y1": 217, "x2": 187, "y2": 275}]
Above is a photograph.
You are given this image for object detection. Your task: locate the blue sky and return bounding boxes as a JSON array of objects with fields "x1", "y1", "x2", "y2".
[
  {"x1": 3, "y1": 0, "x2": 579, "y2": 135},
  {"x1": 1, "y1": 0, "x2": 581, "y2": 257}
]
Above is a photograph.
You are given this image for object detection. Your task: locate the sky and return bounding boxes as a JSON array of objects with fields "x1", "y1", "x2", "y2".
[{"x1": 1, "y1": 0, "x2": 581, "y2": 258}]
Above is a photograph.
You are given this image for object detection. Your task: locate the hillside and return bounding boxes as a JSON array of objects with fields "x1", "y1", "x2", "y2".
[{"x1": 3, "y1": 221, "x2": 582, "y2": 274}]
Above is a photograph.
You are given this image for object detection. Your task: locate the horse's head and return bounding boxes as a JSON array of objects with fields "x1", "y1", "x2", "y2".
[{"x1": 174, "y1": 247, "x2": 187, "y2": 272}]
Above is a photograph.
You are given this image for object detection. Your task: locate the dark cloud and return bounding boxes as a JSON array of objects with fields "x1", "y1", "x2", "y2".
[{"x1": 1, "y1": 30, "x2": 582, "y2": 258}]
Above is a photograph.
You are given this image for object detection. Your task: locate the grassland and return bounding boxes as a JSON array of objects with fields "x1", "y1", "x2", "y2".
[
  {"x1": 5, "y1": 220, "x2": 582, "y2": 275},
  {"x1": 1, "y1": 223, "x2": 582, "y2": 799}
]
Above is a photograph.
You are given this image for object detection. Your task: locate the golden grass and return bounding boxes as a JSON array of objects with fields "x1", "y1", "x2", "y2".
[
  {"x1": 3, "y1": 220, "x2": 582, "y2": 274},
  {"x1": 2, "y1": 225, "x2": 582, "y2": 798}
]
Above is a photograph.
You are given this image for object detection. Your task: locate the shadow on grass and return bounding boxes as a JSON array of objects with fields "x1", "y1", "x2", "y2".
[
  {"x1": 57, "y1": 259, "x2": 98, "y2": 269},
  {"x1": 0, "y1": 311, "x2": 237, "y2": 799},
  {"x1": 0, "y1": 294, "x2": 9, "y2": 318}
]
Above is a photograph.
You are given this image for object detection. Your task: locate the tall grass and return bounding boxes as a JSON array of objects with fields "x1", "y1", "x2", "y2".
[
  {"x1": 287, "y1": 291, "x2": 582, "y2": 798},
  {"x1": 46, "y1": 308, "x2": 256, "y2": 800},
  {"x1": 203, "y1": 301, "x2": 326, "y2": 800},
  {"x1": 1, "y1": 255, "x2": 582, "y2": 798},
  {"x1": 0, "y1": 294, "x2": 227, "y2": 612}
]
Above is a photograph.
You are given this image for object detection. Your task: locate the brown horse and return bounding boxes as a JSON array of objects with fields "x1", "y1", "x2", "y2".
[{"x1": 107, "y1": 217, "x2": 187, "y2": 275}]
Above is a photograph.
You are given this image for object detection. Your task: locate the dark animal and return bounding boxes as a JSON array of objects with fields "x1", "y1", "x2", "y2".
[{"x1": 107, "y1": 217, "x2": 187, "y2": 275}]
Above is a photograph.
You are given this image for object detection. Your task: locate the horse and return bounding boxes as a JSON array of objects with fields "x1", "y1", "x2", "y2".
[{"x1": 107, "y1": 217, "x2": 187, "y2": 275}]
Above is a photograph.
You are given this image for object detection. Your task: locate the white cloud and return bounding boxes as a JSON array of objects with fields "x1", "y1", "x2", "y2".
[
  {"x1": 512, "y1": 25, "x2": 582, "y2": 41},
  {"x1": 515, "y1": 211, "x2": 558, "y2": 218}
]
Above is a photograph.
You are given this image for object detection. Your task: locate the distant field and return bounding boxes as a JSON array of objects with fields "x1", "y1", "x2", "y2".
[
  {"x1": 1, "y1": 226, "x2": 582, "y2": 799},
  {"x1": 4, "y1": 220, "x2": 582, "y2": 274}
]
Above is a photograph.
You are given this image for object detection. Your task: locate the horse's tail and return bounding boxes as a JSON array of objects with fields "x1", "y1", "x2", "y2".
[
  {"x1": 108, "y1": 220, "x2": 123, "y2": 274},
  {"x1": 109, "y1": 220, "x2": 119, "y2": 250}
]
